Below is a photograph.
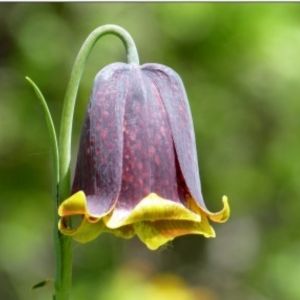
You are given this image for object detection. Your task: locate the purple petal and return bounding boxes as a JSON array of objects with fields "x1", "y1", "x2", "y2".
[
  {"x1": 142, "y1": 64, "x2": 207, "y2": 210},
  {"x1": 112, "y1": 65, "x2": 182, "y2": 215},
  {"x1": 72, "y1": 63, "x2": 129, "y2": 216}
]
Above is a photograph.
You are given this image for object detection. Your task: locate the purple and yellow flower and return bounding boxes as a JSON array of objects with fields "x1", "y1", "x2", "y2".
[{"x1": 58, "y1": 63, "x2": 230, "y2": 250}]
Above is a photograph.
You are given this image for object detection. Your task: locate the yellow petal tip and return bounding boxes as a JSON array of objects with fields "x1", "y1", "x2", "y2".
[
  {"x1": 105, "y1": 193, "x2": 201, "y2": 229},
  {"x1": 207, "y1": 195, "x2": 230, "y2": 223},
  {"x1": 58, "y1": 190, "x2": 87, "y2": 217}
]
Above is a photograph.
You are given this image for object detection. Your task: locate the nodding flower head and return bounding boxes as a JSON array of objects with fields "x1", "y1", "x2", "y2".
[{"x1": 58, "y1": 63, "x2": 230, "y2": 250}]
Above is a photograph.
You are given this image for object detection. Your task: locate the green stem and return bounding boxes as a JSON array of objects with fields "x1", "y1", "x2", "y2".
[{"x1": 56, "y1": 24, "x2": 139, "y2": 300}]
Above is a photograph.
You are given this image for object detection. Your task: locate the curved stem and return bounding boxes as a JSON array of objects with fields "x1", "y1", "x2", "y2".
[
  {"x1": 55, "y1": 25, "x2": 139, "y2": 300},
  {"x1": 59, "y1": 24, "x2": 139, "y2": 195}
]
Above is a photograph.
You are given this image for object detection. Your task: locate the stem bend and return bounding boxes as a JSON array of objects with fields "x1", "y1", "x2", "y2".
[{"x1": 59, "y1": 24, "x2": 139, "y2": 195}]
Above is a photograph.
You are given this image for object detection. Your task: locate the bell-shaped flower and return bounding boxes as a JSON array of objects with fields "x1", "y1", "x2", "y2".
[{"x1": 58, "y1": 63, "x2": 230, "y2": 250}]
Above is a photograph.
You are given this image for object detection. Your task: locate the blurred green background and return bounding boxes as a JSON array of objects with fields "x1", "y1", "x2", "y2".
[{"x1": 1, "y1": 3, "x2": 300, "y2": 300}]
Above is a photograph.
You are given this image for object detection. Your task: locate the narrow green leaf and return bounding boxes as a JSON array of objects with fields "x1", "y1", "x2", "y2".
[{"x1": 25, "y1": 77, "x2": 60, "y2": 185}]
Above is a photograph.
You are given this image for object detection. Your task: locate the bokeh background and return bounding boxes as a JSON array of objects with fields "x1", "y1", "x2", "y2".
[{"x1": 1, "y1": 3, "x2": 300, "y2": 300}]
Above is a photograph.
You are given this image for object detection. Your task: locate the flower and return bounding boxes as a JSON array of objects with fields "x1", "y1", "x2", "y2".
[{"x1": 58, "y1": 63, "x2": 230, "y2": 250}]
